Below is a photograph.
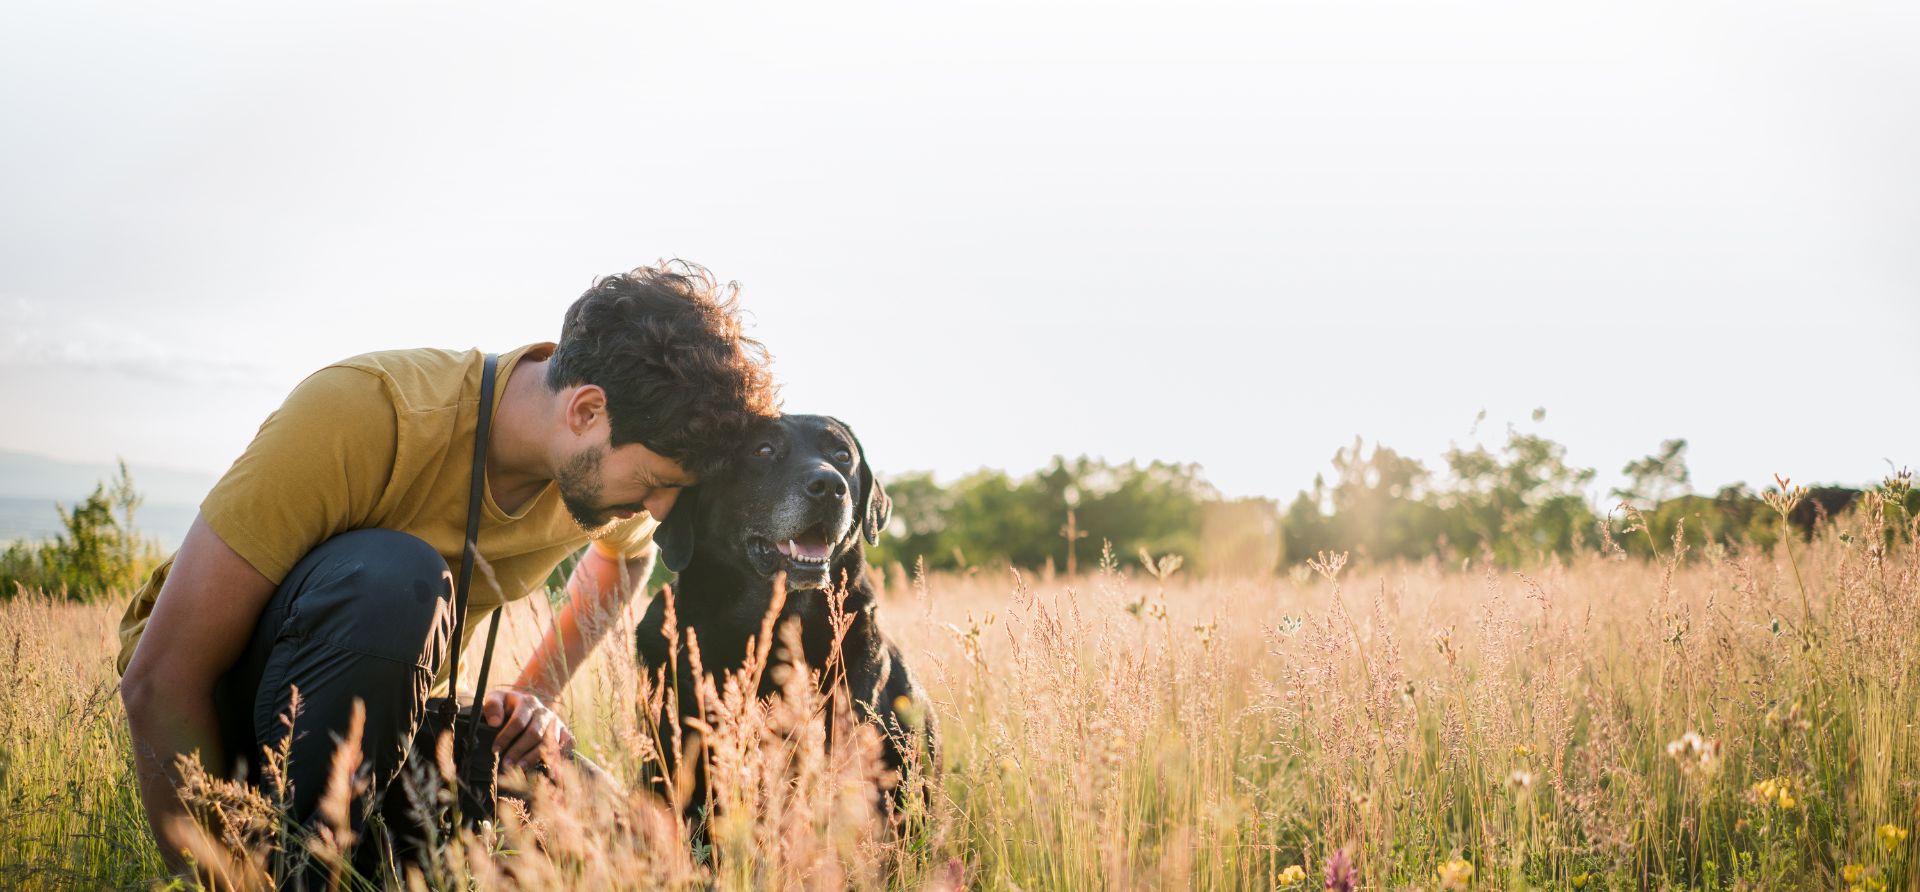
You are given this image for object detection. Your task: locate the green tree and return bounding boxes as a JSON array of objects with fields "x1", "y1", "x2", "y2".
[
  {"x1": 0, "y1": 461, "x2": 158, "y2": 600},
  {"x1": 1441, "y1": 429, "x2": 1599, "y2": 563},
  {"x1": 1614, "y1": 438, "x2": 1691, "y2": 508},
  {"x1": 868, "y1": 457, "x2": 1220, "y2": 575}
]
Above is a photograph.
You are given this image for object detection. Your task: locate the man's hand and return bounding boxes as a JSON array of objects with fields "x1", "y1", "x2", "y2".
[
  {"x1": 492, "y1": 539, "x2": 651, "y2": 771},
  {"x1": 482, "y1": 688, "x2": 573, "y2": 770}
]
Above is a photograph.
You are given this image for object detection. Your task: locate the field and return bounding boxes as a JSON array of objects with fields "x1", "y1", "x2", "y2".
[{"x1": 1, "y1": 498, "x2": 1916, "y2": 890}]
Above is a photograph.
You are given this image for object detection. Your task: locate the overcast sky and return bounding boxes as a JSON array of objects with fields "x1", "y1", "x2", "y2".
[{"x1": 2, "y1": 0, "x2": 1915, "y2": 505}]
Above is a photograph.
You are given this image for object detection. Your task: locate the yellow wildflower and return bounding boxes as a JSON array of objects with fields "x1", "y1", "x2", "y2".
[
  {"x1": 1843, "y1": 863, "x2": 1890, "y2": 891},
  {"x1": 1880, "y1": 823, "x2": 1909, "y2": 851},
  {"x1": 1749, "y1": 776, "x2": 1797, "y2": 809},
  {"x1": 1843, "y1": 863, "x2": 1888, "y2": 892},
  {"x1": 1436, "y1": 857, "x2": 1474, "y2": 889},
  {"x1": 1277, "y1": 864, "x2": 1307, "y2": 886},
  {"x1": 1571, "y1": 872, "x2": 1591, "y2": 889}
]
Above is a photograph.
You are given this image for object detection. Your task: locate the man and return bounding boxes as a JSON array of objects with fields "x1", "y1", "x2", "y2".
[{"x1": 115, "y1": 261, "x2": 780, "y2": 879}]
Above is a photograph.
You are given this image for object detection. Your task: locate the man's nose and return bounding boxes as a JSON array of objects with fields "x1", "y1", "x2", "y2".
[
  {"x1": 804, "y1": 468, "x2": 848, "y2": 502},
  {"x1": 645, "y1": 488, "x2": 681, "y2": 521}
]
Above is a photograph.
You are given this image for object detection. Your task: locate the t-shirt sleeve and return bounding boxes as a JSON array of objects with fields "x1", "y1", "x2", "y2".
[
  {"x1": 200, "y1": 366, "x2": 398, "y2": 585},
  {"x1": 598, "y1": 514, "x2": 659, "y2": 559}
]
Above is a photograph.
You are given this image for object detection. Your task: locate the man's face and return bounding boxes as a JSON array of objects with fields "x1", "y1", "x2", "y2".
[{"x1": 555, "y1": 438, "x2": 696, "y2": 535}]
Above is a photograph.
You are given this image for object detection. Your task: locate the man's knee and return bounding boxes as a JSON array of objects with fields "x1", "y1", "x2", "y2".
[{"x1": 283, "y1": 529, "x2": 454, "y2": 669}]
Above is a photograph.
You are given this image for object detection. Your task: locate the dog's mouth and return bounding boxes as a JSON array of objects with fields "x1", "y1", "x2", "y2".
[{"x1": 746, "y1": 522, "x2": 840, "y2": 584}]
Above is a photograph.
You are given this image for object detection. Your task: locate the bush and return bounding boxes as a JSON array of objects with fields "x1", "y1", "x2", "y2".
[
  {"x1": 0, "y1": 461, "x2": 160, "y2": 600},
  {"x1": 868, "y1": 456, "x2": 1272, "y2": 576}
]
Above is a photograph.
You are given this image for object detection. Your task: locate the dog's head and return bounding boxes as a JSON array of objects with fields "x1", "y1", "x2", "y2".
[{"x1": 654, "y1": 414, "x2": 890, "y2": 592}]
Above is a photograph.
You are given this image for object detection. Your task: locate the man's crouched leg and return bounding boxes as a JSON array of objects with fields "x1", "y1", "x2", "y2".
[{"x1": 215, "y1": 528, "x2": 455, "y2": 888}]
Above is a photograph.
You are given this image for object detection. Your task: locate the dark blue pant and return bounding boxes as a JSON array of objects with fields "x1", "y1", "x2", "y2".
[{"x1": 215, "y1": 528, "x2": 455, "y2": 882}]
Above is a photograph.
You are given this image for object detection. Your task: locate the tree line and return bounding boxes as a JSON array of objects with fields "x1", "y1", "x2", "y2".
[
  {"x1": 1279, "y1": 432, "x2": 1912, "y2": 567},
  {"x1": 870, "y1": 428, "x2": 1914, "y2": 576},
  {"x1": 6, "y1": 434, "x2": 1913, "y2": 601}
]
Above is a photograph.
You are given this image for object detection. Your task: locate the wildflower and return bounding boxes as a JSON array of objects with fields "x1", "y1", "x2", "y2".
[
  {"x1": 1277, "y1": 864, "x2": 1307, "y2": 886},
  {"x1": 1571, "y1": 872, "x2": 1591, "y2": 889},
  {"x1": 1436, "y1": 856, "x2": 1474, "y2": 889},
  {"x1": 1880, "y1": 823, "x2": 1910, "y2": 851},
  {"x1": 1512, "y1": 744, "x2": 1533, "y2": 759},
  {"x1": 1843, "y1": 863, "x2": 1889, "y2": 891},
  {"x1": 1665, "y1": 731, "x2": 1721, "y2": 776},
  {"x1": 1324, "y1": 848, "x2": 1356, "y2": 892},
  {"x1": 1749, "y1": 776, "x2": 1796, "y2": 809},
  {"x1": 892, "y1": 694, "x2": 924, "y2": 728}
]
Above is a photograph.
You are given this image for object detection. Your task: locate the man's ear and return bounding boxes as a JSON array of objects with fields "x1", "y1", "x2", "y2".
[
  {"x1": 563, "y1": 384, "x2": 609, "y2": 437},
  {"x1": 829, "y1": 417, "x2": 892, "y2": 546},
  {"x1": 654, "y1": 486, "x2": 700, "y2": 573}
]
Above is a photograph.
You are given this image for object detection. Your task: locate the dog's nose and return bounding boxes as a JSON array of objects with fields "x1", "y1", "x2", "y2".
[{"x1": 804, "y1": 468, "x2": 848, "y2": 501}]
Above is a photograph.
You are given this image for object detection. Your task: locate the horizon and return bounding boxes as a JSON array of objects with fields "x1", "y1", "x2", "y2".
[{"x1": 0, "y1": 430, "x2": 1902, "y2": 509}]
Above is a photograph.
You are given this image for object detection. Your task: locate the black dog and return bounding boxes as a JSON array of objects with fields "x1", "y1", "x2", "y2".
[{"x1": 634, "y1": 414, "x2": 934, "y2": 822}]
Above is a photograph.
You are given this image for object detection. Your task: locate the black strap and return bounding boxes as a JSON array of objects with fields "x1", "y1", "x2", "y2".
[{"x1": 447, "y1": 354, "x2": 504, "y2": 765}]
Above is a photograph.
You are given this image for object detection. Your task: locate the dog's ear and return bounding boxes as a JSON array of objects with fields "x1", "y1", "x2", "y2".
[
  {"x1": 654, "y1": 485, "x2": 701, "y2": 573},
  {"x1": 831, "y1": 417, "x2": 892, "y2": 546},
  {"x1": 863, "y1": 472, "x2": 892, "y2": 546}
]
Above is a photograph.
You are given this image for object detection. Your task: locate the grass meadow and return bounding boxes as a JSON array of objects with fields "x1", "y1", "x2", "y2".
[{"x1": 1, "y1": 490, "x2": 1916, "y2": 890}]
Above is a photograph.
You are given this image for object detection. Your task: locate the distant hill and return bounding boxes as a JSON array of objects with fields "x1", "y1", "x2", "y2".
[
  {"x1": 0, "y1": 449, "x2": 216, "y2": 506},
  {"x1": 0, "y1": 449, "x2": 213, "y2": 549}
]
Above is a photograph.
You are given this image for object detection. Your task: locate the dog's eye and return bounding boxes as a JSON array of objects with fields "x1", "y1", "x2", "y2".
[
  {"x1": 753, "y1": 443, "x2": 776, "y2": 458},
  {"x1": 832, "y1": 449, "x2": 852, "y2": 465}
]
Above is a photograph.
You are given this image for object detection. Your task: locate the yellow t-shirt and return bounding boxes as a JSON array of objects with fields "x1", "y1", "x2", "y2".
[{"x1": 115, "y1": 343, "x2": 655, "y2": 676}]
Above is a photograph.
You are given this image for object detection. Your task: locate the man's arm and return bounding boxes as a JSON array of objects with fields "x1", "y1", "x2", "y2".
[
  {"x1": 487, "y1": 540, "x2": 653, "y2": 766},
  {"x1": 516, "y1": 539, "x2": 653, "y2": 698},
  {"x1": 119, "y1": 514, "x2": 277, "y2": 878}
]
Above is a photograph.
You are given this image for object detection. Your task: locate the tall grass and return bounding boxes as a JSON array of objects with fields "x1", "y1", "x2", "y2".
[{"x1": 0, "y1": 492, "x2": 1915, "y2": 889}]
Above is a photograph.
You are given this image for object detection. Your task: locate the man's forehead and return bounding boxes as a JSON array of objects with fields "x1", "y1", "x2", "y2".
[
  {"x1": 611, "y1": 442, "x2": 697, "y2": 486},
  {"x1": 650, "y1": 455, "x2": 698, "y2": 486}
]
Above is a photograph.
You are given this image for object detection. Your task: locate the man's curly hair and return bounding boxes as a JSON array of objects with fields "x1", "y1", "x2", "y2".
[{"x1": 546, "y1": 260, "x2": 779, "y2": 477}]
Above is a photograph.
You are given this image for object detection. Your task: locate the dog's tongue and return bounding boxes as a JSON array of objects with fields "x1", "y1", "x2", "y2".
[{"x1": 774, "y1": 532, "x2": 833, "y2": 561}]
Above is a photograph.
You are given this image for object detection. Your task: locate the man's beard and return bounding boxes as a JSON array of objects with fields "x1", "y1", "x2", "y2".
[{"x1": 555, "y1": 446, "x2": 622, "y2": 536}]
